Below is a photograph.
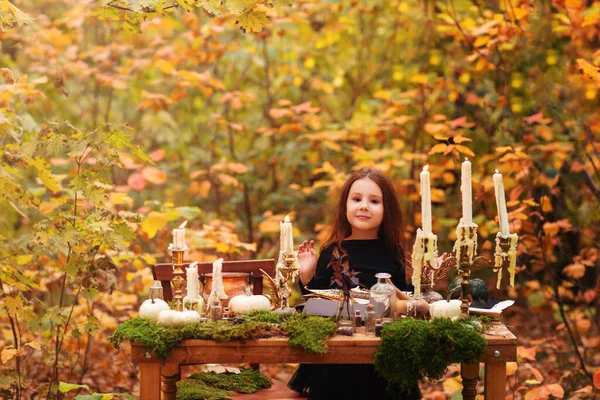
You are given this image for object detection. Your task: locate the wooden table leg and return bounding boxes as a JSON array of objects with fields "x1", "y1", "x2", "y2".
[
  {"x1": 461, "y1": 362, "x2": 479, "y2": 400},
  {"x1": 162, "y1": 363, "x2": 181, "y2": 400},
  {"x1": 484, "y1": 362, "x2": 506, "y2": 400},
  {"x1": 139, "y1": 363, "x2": 161, "y2": 400}
]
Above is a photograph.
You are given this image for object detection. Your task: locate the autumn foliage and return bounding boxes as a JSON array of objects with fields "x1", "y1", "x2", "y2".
[{"x1": 0, "y1": 0, "x2": 600, "y2": 398}]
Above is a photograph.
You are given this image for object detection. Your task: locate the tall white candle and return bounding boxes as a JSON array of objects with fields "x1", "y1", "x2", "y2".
[
  {"x1": 420, "y1": 165, "x2": 432, "y2": 234},
  {"x1": 493, "y1": 170, "x2": 510, "y2": 235},
  {"x1": 280, "y1": 215, "x2": 293, "y2": 252},
  {"x1": 171, "y1": 221, "x2": 187, "y2": 250},
  {"x1": 185, "y1": 261, "x2": 199, "y2": 300},
  {"x1": 461, "y1": 158, "x2": 473, "y2": 225}
]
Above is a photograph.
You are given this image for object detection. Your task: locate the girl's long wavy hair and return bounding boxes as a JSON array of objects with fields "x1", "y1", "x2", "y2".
[{"x1": 322, "y1": 167, "x2": 406, "y2": 267}]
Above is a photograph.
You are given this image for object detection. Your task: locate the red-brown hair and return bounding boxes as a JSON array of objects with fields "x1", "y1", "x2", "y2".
[{"x1": 323, "y1": 167, "x2": 406, "y2": 266}]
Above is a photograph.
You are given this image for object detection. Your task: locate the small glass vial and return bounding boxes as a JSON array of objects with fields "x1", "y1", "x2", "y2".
[
  {"x1": 210, "y1": 300, "x2": 222, "y2": 322},
  {"x1": 375, "y1": 318, "x2": 384, "y2": 337},
  {"x1": 149, "y1": 280, "x2": 164, "y2": 301},
  {"x1": 353, "y1": 310, "x2": 362, "y2": 333},
  {"x1": 336, "y1": 320, "x2": 354, "y2": 336},
  {"x1": 222, "y1": 311, "x2": 230, "y2": 320},
  {"x1": 365, "y1": 304, "x2": 377, "y2": 336},
  {"x1": 369, "y1": 272, "x2": 397, "y2": 319},
  {"x1": 199, "y1": 312, "x2": 208, "y2": 323}
]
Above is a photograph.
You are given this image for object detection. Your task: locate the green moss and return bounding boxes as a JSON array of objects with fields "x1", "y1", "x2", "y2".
[
  {"x1": 282, "y1": 313, "x2": 337, "y2": 355},
  {"x1": 374, "y1": 317, "x2": 487, "y2": 391},
  {"x1": 187, "y1": 368, "x2": 271, "y2": 394},
  {"x1": 109, "y1": 313, "x2": 336, "y2": 358},
  {"x1": 176, "y1": 379, "x2": 231, "y2": 400}
]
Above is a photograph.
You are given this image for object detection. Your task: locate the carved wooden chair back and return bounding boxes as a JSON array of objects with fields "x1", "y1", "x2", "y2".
[{"x1": 151, "y1": 259, "x2": 275, "y2": 301}]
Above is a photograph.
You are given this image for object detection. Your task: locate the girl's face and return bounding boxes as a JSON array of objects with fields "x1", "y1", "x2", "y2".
[{"x1": 345, "y1": 178, "x2": 384, "y2": 239}]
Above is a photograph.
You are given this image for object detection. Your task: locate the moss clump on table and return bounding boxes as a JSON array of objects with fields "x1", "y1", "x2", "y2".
[
  {"x1": 374, "y1": 316, "x2": 489, "y2": 392},
  {"x1": 108, "y1": 311, "x2": 336, "y2": 358},
  {"x1": 177, "y1": 368, "x2": 271, "y2": 400}
]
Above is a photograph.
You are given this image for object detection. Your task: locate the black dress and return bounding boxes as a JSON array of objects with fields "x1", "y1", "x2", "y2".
[{"x1": 288, "y1": 239, "x2": 422, "y2": 400}]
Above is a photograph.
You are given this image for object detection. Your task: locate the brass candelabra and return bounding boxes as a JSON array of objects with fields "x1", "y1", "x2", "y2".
[
  {"x1": 170, "y1": 248, "x2": 186, "y2": 312},
  {"x1": 261, "y1": 250, "x2": 299, "y2": 312},
  {"x1": 438, "y1": 225, "x2": 516, "y2": 318}
]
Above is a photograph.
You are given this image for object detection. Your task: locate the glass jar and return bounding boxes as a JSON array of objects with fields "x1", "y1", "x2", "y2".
[
  {"x1": 369, "y1": 273, "x2": 397, "y2": 319},
  {"x1": 336, "y1": 320, "x2": 354, "y2": 336},
  {"x1": 210, "y1": 300, "x2": 222, "y2": 322},
  {"x1": 149, "y1": 280, "x2": 164, "y2": 301},
  {"x1": 364, "y1": 304, "x2": 377, "y2": 336}
]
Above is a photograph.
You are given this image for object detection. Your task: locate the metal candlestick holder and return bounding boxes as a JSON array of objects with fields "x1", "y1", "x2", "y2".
[
  {"x1": 170, "y1": 247, "x2": 186, "y2": 312},
  {"x1": 439, "y1": 226, "x2": 516, "y2": 318},
  {"x1": 261, "y1": 250, "x2": 299, "y2": 312}
]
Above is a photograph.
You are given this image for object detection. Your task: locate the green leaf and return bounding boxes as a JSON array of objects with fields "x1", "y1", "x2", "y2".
[
  {"x1": 176, "y1": 206, "x2": 203, "y2": 220},
  {"x1": 74, "y1": 395, "x2": 102, "y2": 400},
  {"x1": 237, "y1": 10, "x2": 270, "y2": 33},
  {"x1": 59, "y1": 382, "x2": 90, "y2": 393}
]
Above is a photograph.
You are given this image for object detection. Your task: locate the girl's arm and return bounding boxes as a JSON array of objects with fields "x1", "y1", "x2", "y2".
[
  {"x1": 298, "y1": 240, "x2": 318, "y2": 286},
  {"x1": 396, "y1": 298, "x2": 429, "y2": 318}
]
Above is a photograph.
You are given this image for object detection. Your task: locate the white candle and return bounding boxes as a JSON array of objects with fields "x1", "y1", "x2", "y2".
[
  {"x1": 280, "y1": 215, "x2": 293, "y2": 252},
  {"x1": 211, "y1": 258, "x2": 227, "y2": 300},
  {"x1": 185, "y1": 261, "x2": 199, "y2": 300},
  {"x1": 420, "y1": 165, "x2": 432, "y2": 234},
  {"x1": 493, "y1": 170, "x2": 510, "y2": 235},
  {"x1": 461, "y1": 158, "x2": 473, "y2": 225},
  {"x1": 171, "y1": 221, "x2": 187, "y2": 250}
]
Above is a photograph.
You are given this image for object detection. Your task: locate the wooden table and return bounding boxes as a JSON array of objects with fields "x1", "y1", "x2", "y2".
[{"x1": 131, "y1": 322, "x2": 516, "y2": 400}]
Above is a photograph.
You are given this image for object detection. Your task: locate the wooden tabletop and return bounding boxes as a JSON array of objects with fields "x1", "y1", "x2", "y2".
[{"x1": 131, "y1": 321, "x2": 517, "y2": 365}]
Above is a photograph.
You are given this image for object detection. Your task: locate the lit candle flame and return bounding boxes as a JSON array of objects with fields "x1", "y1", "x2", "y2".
[
  {"x1": 465, "y1": 157, "x2": 469, "y2": 161},
  {"x1": 178, "y1": 221, "x2": 187, "y2": 229},
  {"x1": 423, "y1": 165, "x2": 429, "y2": 172},
  {"x1": 495, "y1": 169, "x2": 499, "y2": 174},
  {"x1": 284, "y1": 215, "x2": 290, "y2": 223}
]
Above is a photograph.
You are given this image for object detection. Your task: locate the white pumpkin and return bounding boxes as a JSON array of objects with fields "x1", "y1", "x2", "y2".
[
  {"x1": 139, "y1": 298, "x2": 171, "y2": 322},
  {"x1": 158, "y1": 309, "x2": 200, "y2": 328},
  {"x1": 228, "y1": 295, "x2": 272, "y2": 314},
  {"x1": 429, "y1": 299, "x2": 462, "y2": 319}
]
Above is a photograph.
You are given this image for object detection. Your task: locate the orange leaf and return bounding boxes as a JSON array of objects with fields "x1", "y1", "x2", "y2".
[
  {"x1": 128, "y1": 172, "x2": 146, "y2": 191},
  {"x1": 454, "y1": 145, "x2": 475, "y2": 157},
  {"x1": 141, "y1": 167, "x2": 167, "y2": 185},
  {"x1": 518, "y1": 347, "x2": 537, "y2": 361},
  {"x1": 543, "y1": 222, "x2": 559, "y2": 238},
  {"x1": 506, "y1": 362, "x2": 518, "y2": 376},
  {"x1": 594, "y1": 370, "x2": 600, "y2": 389},
  {"x1": 149, "y1": 149, "x2": 166, "y2": 162},
  {"x1": 524, "y1": 112, "x2": 553, "y2": 125},
  {"x1": 563, "y1": 263, "x2": 585, "y2": 279},
  {"x1": 269, "y1": 108, "x2": 292, "y2": 119},
  {"x1": 424, "y1": 123, "x2": 448, "y2": 134},
  {"x1": 429, "y1": 143, "x2": 447, "y2": 155},
  {"x1": 546, "y1": 384, "x2": 564, "y2": 398}
]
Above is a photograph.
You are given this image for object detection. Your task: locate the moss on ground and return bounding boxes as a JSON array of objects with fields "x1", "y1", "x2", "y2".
[{"x1": 187, "y1": 368, "x2": 271, "y2": 394}]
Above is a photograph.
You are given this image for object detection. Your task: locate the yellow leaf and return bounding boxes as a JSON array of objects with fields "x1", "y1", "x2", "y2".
[
  {"x1": 237, "y1": 10, "x2": 270, "y2": 33},
  {"x1": 1, "y1": 347, "x2": 19, "y2": 364},
  {"x1": 429, "y1": 143, "x2": 447, "y2": 155},
  {"x1": 454, "y1": 145, "x2": 475, "y2": 157},
  {"x1": 410, "y1": 74, "x2": 428, "y2": 84},
  {"x1": 443, "y1": 172, "x2": 456, "y2": 184},
  {"x1": 566, "y1": 0, "x2": 582, "y2": 8},
  {"x1": 442, "y1": 377, "x2": 463, "y2": 393},
  {"x1": 373, "y1": 90, "x2": 391, "y2": 99},
  {"x1": 3, "y1": 296, "x2": 23, "y2": 317},
  {"x1": 258, "y1": 218, "x2": 280, "y2": 234},
  {"x1": 140, "y1": 211, "x2": 169, "y2": 239},
  {"x1": 430, "y1": 188, "x2": 445, "y2": 202},
  {"x1": 110, "y1": 193, "x2": 133, "y2": 207},
  {"x1": 495, "y1": 146, "x2": 512, "y2": 153},
  {"x1": 577, "y1": 59, "x2": 600, "y2": 82},
  {"x1": 453, "y1": 135, "x2": 472, "y2": 144},
  {"x1": 227, "y1": 162, "x2": 249, "y2": 174},
  {"x1": 155, "y1": 59, "x2": 175, "y2": 75},
  {"x1": 24, "y1": 341, "x2": 41, "y2": 351},
  {"x1": 141, "y1": 167, "x2": 167, "y2": 185},
  {"x1": 473, "y1": 36, "x2": 490, "y2": 47},
  {"x1": 322, "y1": 140, "x2": 342, "y2": 152},
  {"x1": 16, "y1": 255, "x2": 32, "y2": 265},
  {"x1": 536, "y1": 125, "x2": 553, "y2": 141},
  {"x1": 507, "y1": 362, "x2": 518, "y2": 376}
]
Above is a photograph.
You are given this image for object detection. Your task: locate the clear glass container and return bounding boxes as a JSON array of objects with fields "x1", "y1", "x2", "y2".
[
  {"x1": 364, "y1": 304, "x2": 377, "y2": 336},
  {"x1": 210, "y1": 300, "x2": 222, "y2": 322},
  {"x1": 418, "y1": 284, "x2": 443, "y2": 304},
  {"x1": 149, "y1": 280, "x2": 164, "y2": 301},
  {"x1": 369, "y1": 272, "x2": 397, "y2": 319},
  {"x1": 336, "y1": 320, "x2": 354, "y2": 336}
]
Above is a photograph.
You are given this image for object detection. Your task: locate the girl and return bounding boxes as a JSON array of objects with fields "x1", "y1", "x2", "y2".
[{"x1": 288, "y1": 167, "x2": 428, "y2": 400}]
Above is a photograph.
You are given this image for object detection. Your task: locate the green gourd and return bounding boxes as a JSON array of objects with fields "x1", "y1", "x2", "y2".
[{"x1": 448, "y1": 278, "x2": 488, "y2": 301}]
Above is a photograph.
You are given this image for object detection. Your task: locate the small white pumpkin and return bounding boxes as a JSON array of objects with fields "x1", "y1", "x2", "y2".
[
  {"x1": 229, "y1": 295, "x2": 272, "y2": 314},
  {"x1": 139, "y1": 298, "x2": 171, "y2": 322},
  {"x1": 429, "y1": 299, "x2": 462, "y2": 319},
  {"x1": 158, "y1": 309, "x2": 200, "y2": 328}
]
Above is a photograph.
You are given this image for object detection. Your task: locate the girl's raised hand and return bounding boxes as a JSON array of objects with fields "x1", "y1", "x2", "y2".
[{"x1": 297, "y1": 240, "x2": 317, "y2": 285}]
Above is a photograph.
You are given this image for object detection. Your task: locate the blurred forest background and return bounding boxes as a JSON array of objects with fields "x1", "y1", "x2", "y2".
[{"x1": 1, "y1": 0, "x2": 599, "y2": 398}]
